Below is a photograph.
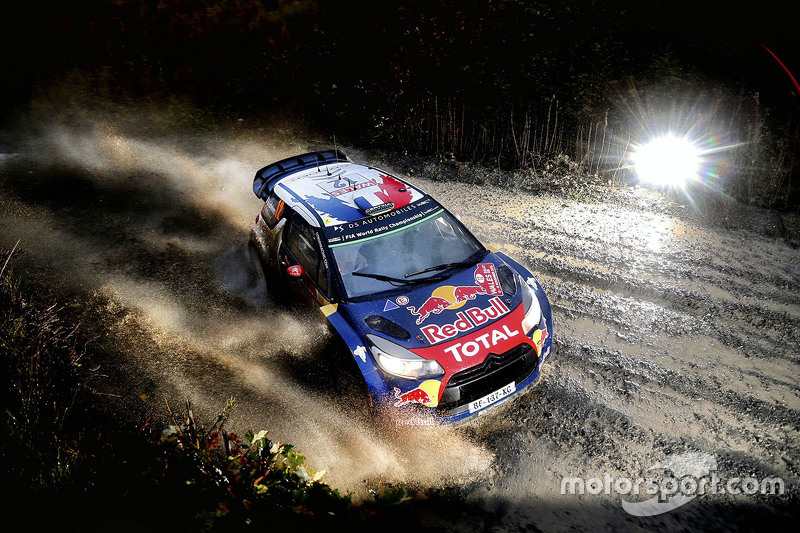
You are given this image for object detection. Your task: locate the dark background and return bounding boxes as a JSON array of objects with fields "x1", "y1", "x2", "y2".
[{"x1": 2, "y1": 0, "x2": 799, "y2": 207}]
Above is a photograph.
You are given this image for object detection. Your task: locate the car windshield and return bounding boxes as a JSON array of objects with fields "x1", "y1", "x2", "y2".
[{"x1": 326, "y1": 206, "x2": 484, "y2": 300}]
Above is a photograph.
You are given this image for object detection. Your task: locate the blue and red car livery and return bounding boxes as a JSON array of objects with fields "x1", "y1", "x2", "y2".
[{"x1": 250, "y1": 150, "x2": 553, "y2": 424}]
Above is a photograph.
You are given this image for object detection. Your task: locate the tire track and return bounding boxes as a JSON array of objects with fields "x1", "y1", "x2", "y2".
[{"x1": 412, "y1": 176, "x2": 800, "y2": 530}]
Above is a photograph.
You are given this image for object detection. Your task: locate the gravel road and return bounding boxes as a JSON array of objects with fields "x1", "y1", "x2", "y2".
[{"x1": 1, "y1": 123, "x2": 798, "y2": 531}]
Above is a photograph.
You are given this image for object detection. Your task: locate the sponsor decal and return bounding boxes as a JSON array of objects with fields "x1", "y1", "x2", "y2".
[
  {"x1": 383, "y1": 299, "x2": 400, "y2": 311},
  {"x1": 473, "y1": 263, "x2": 503, "y2": 295},
  {"x1": 533, "y1": 327, "x2": 548, "y2": 355},
  {"x1": 412, "y1": 304, "x2": 535, "y2": 395},
  {"x1": 419, "y1": 297, "x2": 511, "y2": 345},
  {"x1": 396, "y1": 295, "x2": 409, "y2": 306},
  {"x1": 315, "y1": 232, "x2": 329, "y2": 271},
  {"x1": 393, "y1": 387, "x2": 430, "y2": 406},
  {"x1": 323, "y1": 199, "x2": 437, "y2": 246},
  {"x1": 395, "y1": 416, "x2": 436, "y2": 427},
  {"x1": 407, "y1": 296, "x2": 452, "y2": 325},
  {"x1": 406, "y1": 263, "x2": 504, "y2": 325},
  {"x1": 353, "y1": 345, "x2": 367, "y2": 363},
  {"x1": 364, "y1": 201, "x2": 395, "y2": 216},
  {"x1": 526, "y1": 276, "x2": 539, "y2": 291},
  {"x1": 317, "y1": 176, "x2": 378, "y2": 198},
  {"x1": 454, "y1": 286, "x2": 484, "y2": 302},
  {"x1": 393, "y1": 380, "x2": 441, "y2": 407},
  {"x1": 442, "y1": 324, "x2": 520, "y2": 363}
]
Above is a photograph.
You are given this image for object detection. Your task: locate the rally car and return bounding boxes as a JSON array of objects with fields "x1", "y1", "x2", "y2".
[{"x1": 249, "y1": 150, "x2": 553, "y2": 424}]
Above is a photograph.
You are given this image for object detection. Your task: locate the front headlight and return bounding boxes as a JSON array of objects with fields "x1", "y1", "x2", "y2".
[
  {"x1": 366, "y1": 334, "x2": 444, "y2": 380},
  {"x1": 520, "y1": 276, "x2": 542, "y2": 334}
]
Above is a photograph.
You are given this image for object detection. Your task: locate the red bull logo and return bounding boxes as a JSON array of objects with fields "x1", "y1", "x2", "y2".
[
  {"x1": 406, "y1": 263, "x2": 503, "y2": 325},
  {"x1": 420, "y1": 297, "x2": 511, "y2": 345},
  {"x1": 533, "y1": 327, "x2": 548, "y2": 355},
  {"x1": 392, "y1": 380, "x2": 441, "y2": 407},
  {"x1": 393, "y1": 386, "x2": 431, "y2": 406},
  {"x1": 395, "y1": 416, "x2": 436, "y2": 427},
  {"x1": 407, "y1": 296, "x2": 452, "y2": 325},
  {"x1": 454, "y1": 285, "x2": 485, "y2": 302}
]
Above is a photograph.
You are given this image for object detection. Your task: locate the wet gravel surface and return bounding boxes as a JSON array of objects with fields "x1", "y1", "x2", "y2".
[
  {"x1": 407, "y1": 175, "x2": 800, "y2": 531},
  {"x1": 1, "y1": 126, "x2": 799, "y2": 531}
]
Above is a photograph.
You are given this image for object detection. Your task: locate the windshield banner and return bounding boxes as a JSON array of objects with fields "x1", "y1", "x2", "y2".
[{"x1": 323, "y1": 198, "x2": 441, "y2": 247}]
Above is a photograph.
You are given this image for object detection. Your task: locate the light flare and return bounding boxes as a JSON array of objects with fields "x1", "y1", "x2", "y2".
[{"x1": 631, "y1": 135, "x2": 701, "y2": 188}]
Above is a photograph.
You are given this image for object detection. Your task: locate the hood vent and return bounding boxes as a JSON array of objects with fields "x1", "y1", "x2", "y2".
[
  {"x1": 364, "y1": 315, "x2": 411, "y2": 340},
  {"x1": 497, "y1": 264, "x2": 517, "y2": 295}
]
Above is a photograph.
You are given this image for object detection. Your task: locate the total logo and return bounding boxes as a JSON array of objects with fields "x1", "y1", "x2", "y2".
[
  {"x1": 443, "y1": 324, "x2": 520, "y2": 363},
  {"x1": 406, "y1": 263, "x2": 503, "y2": 325},
  {"x1": 412, "y1": 304, "x2": 534, "y2": 375}
]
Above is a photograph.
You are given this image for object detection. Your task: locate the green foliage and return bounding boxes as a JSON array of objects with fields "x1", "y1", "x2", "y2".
[
  {"x1": 151, "y1": 399, "x2": 417, "y2": 530},
  {"x1": 369, "y1": 486, "x2": 411, "y2": 507},
  {"x1": 0, "y1": 247, "x2": 419, "y2": 530}
]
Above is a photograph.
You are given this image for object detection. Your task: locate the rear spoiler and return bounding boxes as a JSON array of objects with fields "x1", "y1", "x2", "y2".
[{"x1": 253, "y1": 150, "x2": 349, "y2": 200}]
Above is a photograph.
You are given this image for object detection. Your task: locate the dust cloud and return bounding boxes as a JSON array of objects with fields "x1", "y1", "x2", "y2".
[
  {"x1": 0, "y1": 113, "x2": 493, "y2": 493},
  {"x1": 4, "y1": 104, "x2": 798, "y2": 529}
]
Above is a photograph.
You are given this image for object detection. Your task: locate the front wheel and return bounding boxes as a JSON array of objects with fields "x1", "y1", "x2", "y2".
[
  {"x1": 336, "y1": 364, "x2": 375, "y2": 419},
  {"x1": 321, "y1": 330, "x2": 375, "y2": 420}
]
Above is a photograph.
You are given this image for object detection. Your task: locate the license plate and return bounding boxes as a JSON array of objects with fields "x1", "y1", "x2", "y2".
[{"x1": 469, "y1": 382, "x2": 516, "y2": 413}]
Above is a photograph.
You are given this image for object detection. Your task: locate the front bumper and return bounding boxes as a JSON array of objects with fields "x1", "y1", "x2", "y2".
[
  {"x1": 436, "y1": 342, "x2": 538, "y2": 416},
  {"x1": 390, "y1": 321, "x2": 553, "y2": 425}
]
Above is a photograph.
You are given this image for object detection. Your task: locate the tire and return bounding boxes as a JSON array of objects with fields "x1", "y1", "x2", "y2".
[
  {"x1": 337, "y1": 363, "x2": 374, "y2": 418},
  {"x1": 322, "y1": 332, "x2": 375, "y2": 419},
  {"x1": 245, "y1": 241, "x2": 271, "y2": 306}
]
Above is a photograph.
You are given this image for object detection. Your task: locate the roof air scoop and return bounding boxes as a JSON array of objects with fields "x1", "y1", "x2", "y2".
[{"x1": 354, "y1": 195, "x2": 394, "y2": 217}]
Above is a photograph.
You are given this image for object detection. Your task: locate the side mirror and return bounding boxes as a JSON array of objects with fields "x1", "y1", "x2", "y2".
[{"x1": 287, "y1": 265, "x2": 305, "y2": 278}]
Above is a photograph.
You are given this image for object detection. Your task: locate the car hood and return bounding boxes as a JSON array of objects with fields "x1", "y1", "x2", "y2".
[{"x1": 341, "y1": 253, "x2": 536, "y2": 389}]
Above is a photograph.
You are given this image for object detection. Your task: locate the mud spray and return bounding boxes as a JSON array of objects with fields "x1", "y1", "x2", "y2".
[
  {"x1": 2, "y1": 108, "x2": 799, "y2": 530},
  {"x1": 0, "y1": 117, "x2": 493, "y2": 495}
]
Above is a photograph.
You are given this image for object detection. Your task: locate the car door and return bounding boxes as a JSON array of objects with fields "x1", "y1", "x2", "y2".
[{"x1": 279, "y1": 213, "x2": 332, "y2": 308}]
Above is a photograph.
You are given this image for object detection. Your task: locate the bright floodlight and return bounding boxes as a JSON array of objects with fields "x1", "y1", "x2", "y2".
[{"x1": 631, "y1": 135, "x2": 700, "y2": 187}]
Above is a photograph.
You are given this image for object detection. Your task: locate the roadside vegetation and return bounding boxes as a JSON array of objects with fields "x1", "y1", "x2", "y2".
[
  {"x1": 0, "y1": 244, "x2": 428, "y2": 531},
  {"x1": 0, "y1": 242, "x2": 93, "y2": 491},
  {"x1": 4, "y1": 0, "x2": 799, "y2": 212}
]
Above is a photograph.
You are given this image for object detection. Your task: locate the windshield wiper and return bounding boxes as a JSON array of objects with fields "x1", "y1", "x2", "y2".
[
  {"x1": 352, "y1": 270, "x2": 446, "y2": 285},
  {"x1": 404, "y1": 258, "x2": 479, "y2": 278}
]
